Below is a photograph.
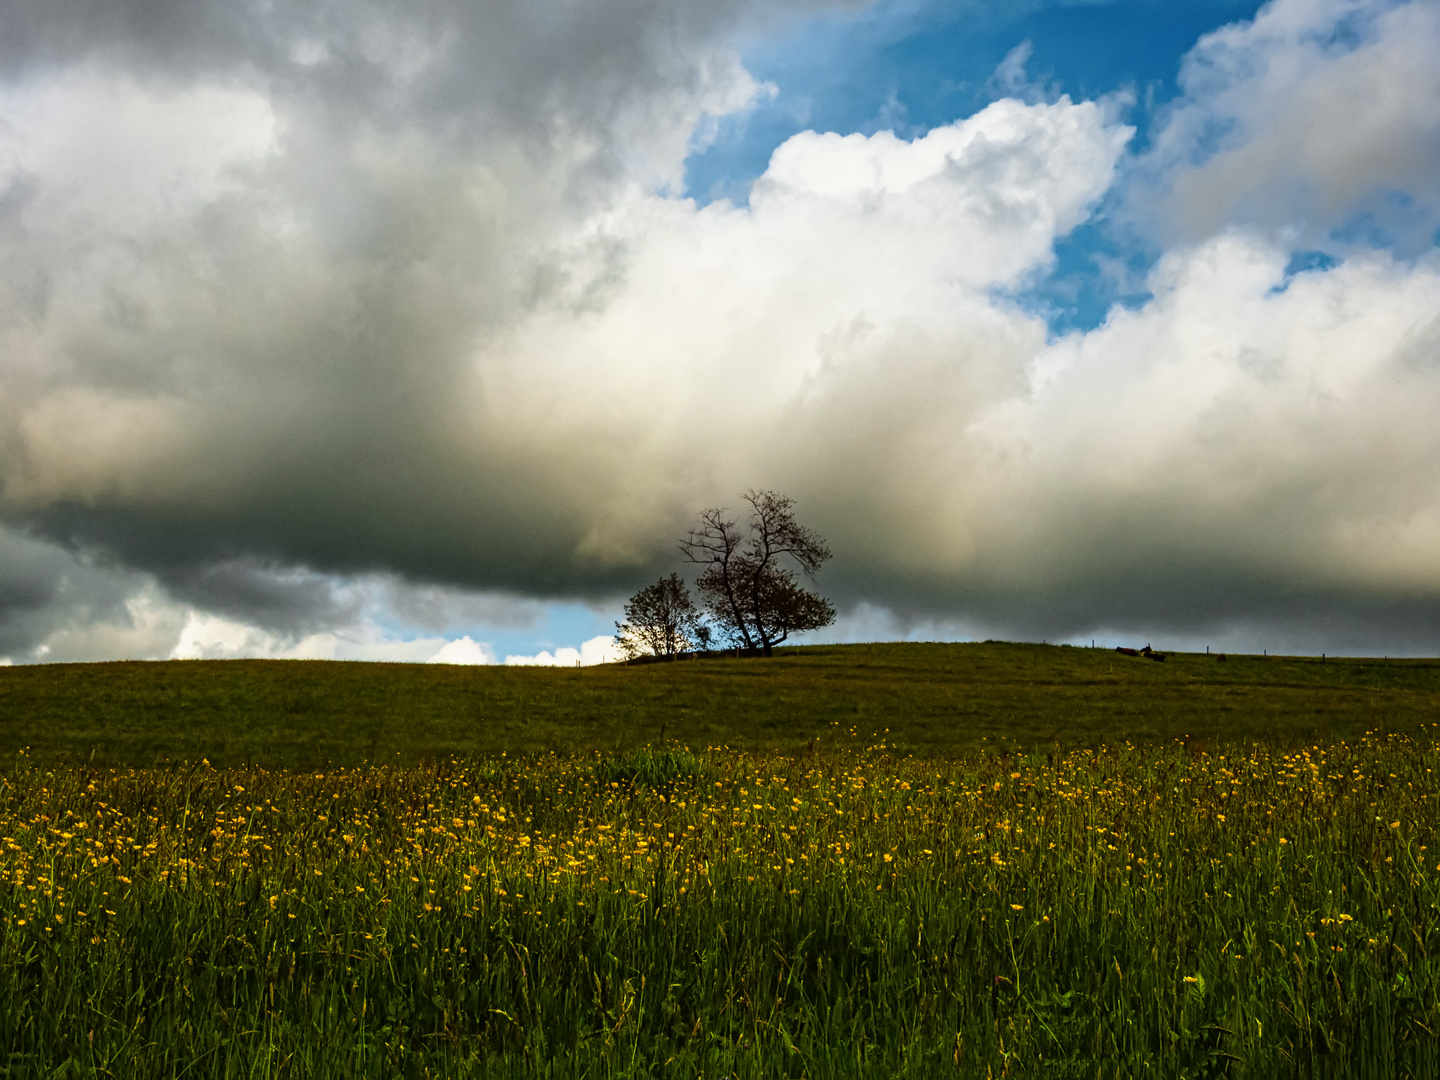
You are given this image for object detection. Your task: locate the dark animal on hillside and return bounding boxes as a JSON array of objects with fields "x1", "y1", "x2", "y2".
[{"x1": 1115, "y1": 647, "x2": 1140, "y2": 657}]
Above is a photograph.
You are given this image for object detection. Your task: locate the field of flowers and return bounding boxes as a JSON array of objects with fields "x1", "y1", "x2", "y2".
[{"x1": 2, "y1": 727, "x2": 1438, "y2": 1078}]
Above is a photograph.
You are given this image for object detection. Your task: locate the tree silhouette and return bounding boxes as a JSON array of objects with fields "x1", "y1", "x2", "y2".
[{"x1": 680, "y1": 490, "x2": 835, "y2": 656}]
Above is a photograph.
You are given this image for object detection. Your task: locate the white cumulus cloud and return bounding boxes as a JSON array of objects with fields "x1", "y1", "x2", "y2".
[
  {"x1": 1141, "y1": 0, "x2": 1440, "y2": 247},
  {"x1": 427, "y1": 636, "x2": 497, "y2": 665}
]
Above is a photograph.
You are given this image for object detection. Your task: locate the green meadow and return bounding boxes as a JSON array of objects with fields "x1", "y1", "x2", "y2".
[
  {"x1": 2, "y1": 641, "x2": 1438, "y2": 767},
  {"x1": 1, "y1": 643, "x2": 1438, "y2": 1077}
]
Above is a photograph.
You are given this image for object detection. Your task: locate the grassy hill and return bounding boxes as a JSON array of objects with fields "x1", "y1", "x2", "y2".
[
  {"x1": 3, "y1": 641, "x2": 1438, "y2": 1074},
  {"x1": 2, "y1": 641, "x2": 1437, "y2": 768}
]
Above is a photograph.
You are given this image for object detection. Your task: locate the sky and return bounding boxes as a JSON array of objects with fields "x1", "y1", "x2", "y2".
[{"x1": 1, "y1": 0, "x2": 1439, "y2": 666}]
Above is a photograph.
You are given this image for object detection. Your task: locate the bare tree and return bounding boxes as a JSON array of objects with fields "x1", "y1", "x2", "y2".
[
  {"x1": 614, "y1": 573, "x2": 701, "y2": 660},
  {"x1": 679, "y1": 490, "x2": 835, "y2": 656}
]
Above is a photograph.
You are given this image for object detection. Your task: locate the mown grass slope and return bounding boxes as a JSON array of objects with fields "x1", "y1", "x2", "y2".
[{"x1": 2, "y1": 641, "x2": 1438, "y2": 767}]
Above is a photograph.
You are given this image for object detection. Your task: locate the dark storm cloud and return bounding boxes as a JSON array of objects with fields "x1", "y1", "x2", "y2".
[
  {"x1": 0, "y1": 525, "x2": 157, "y2": 659},
  {"x1": 161, "y1": 559, "x2": 364, "y2": 635}
]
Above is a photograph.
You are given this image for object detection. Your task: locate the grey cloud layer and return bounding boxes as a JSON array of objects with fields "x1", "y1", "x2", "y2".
[
  {"x1": 0, "y1": 0, "x2": 794, "y2": 597},
  {"x1": 2, "y1": 0, "x2": 1440, "y2": 659}
]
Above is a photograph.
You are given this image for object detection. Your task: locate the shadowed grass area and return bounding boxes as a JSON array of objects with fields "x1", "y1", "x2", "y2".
[{"x1": 2, "y1": 641, "x2": 1438, "y2": 767}]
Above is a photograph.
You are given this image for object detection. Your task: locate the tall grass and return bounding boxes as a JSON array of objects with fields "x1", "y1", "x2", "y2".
[{"x1": 2, "y1": 727, "x2": 1438, "y2": 1077}]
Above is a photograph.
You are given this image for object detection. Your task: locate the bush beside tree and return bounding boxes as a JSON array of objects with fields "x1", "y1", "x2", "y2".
[{"x1": 613, "y1": 572, "x2": 702, "y2": 660}]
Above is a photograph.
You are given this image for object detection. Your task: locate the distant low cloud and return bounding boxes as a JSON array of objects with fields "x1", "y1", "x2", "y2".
[
  {"x1": 427, "y1": 636, "x2": 497, "y2": 666},
  {"x1": 0, "y1": 521, "x2": 554, "y2": 664},
  {"x1": 504, "y1": 636, "x2": 624, "y2": 667},
  {"x1": 1, "y1": 0, "x2": 1438, "y2": 660}
]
